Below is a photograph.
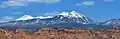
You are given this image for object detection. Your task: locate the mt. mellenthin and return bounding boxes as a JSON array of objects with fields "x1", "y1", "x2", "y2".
[{"x1": 14, "y1": 11, "x2": 93, "y2": 25}]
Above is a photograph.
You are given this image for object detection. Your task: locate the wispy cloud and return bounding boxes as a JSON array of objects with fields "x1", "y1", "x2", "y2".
[
  {"x1": 104, "y1": 0, "x2": 114, "y2": 2},
  {"x1": 0, "y1": 0, "x2": 27, "y2": 8},
  {"x1": 12, "y1": 12, "x2": 24, "y2": 15},
  {"x1": 10, "y1": 0, "x2": 61, "y2": 4},
  {"x1": 34, "y1": 0, "x2": 61, "y2": 4},
  {"x1": 3, "y1": 16, "x2": 15, "y2": 20},
  {"x1": 76, "y1": 1, "x2": 95, "y2": 6},
  {"x1": 0, "y1": 4, "x2": 7, "y2": 8},
  {"x1": 44, "y1": 12, "x2": 60, "y2": 16},
  {"x1": 82, "y1": 1, "x2": 95, "y2": 6},
  {"x1": 0, "y1": 0, "x2": 61, "y2": 8},
  {"x1": 0, "y1": 16, "x2": 15, "y2": 23}
]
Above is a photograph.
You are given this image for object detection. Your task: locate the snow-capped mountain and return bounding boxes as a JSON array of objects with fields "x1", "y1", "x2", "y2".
[
  {"x1": 0, "y1": 11, "x2": 96, "y2": 29},
  {"x1": 55, "y1": 11, "x2": 92, "y2": 24},
  {"x1": 15, "y1": 11, "x2": 92, "y2": 24},
  {"x1": 101, "y1": 19, "x2": 120, "y2": 26},
  {"x1": 0, "y1": 11, "x2": 116, "y2": 30}
]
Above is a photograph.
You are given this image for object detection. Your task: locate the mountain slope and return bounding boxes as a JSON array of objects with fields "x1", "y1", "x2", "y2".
[
  {"x1": 52, "y1": 11, "x2": 93, "y2": 24},
  {"x1": 16, "y1": 15, "x2": 34, "y2": 21},
  {"x1": 101, "y1": 19, "x2": 120, "y2": 26}
]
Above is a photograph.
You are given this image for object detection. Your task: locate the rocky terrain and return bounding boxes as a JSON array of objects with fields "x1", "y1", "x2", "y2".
[{"x1": 0, "y1": 28, "x2": 120, "y2": 39}]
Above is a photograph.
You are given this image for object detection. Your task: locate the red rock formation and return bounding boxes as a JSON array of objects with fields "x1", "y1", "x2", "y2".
[{"x1": 0, "y1": 28, "x2": 120, "y2": 39}]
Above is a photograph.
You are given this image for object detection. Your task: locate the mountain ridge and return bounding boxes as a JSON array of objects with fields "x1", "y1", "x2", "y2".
[
  {"x1": 14, "y1": 11, "x2": 93, "y2": 24},
  {"x1": 0, "y1": 11, "x2": 119, "y2": 30}
]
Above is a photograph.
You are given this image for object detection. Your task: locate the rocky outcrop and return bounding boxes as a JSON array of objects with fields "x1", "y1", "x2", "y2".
[{"x1": 0, "y1": 28, "x2": 120, "y2": 39}]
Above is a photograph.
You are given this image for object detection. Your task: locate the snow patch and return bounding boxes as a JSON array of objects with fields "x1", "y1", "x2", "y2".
[
  {"x1": 16, "y1": 15, "x2": 34, "y2": 21},
  {"x1": 36, "y1": 16, "x2": 53, "y2": 19},
  {"x1": 58, "y1": 11, "x2": 86, "y2": 18},
  {"x1": 16, "y1": 15, "x2": 53, "y2": 21}
]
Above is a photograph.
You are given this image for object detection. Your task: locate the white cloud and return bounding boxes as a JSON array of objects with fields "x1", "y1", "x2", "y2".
[
  {"x1": 4, "y1": 1, "x2": 27, "y2": 6},
  {"x1": 76, "y1": 1, "x2": 95, "y2": 6},
  {"x1": 0, "y1": 0, "x2": 61, "y2": 8},
  {"x1": 82, "y1": 1, "x2": 95, "y2": 6},
  {"x1": 104, "y1": 0, "x2": 114, "y2": 2},
  {"x1": 0, "y1": 0, "x2": 27, "y2": 8},
  {"x1": 35, "y1": 0, "x2": 61, "y2": 4}
]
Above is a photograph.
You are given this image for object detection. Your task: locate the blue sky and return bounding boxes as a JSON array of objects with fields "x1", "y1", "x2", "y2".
[{"x1": 0, "y1": 0, "x2": 120, "y2": 22}]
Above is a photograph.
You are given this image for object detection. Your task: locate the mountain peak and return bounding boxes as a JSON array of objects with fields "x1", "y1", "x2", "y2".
[
  {"x1": 55, "y1": 11, "x2": 93, "y2": 24},
  {"x1": 59, "y1": 11, "x2": 86, "y2": 18},
  {"x1": 16, "y1": 15, "x2": 34, "y2": 21},
  {"x1": 70, "y1": 11, "x2": 86, "y2": 18}
]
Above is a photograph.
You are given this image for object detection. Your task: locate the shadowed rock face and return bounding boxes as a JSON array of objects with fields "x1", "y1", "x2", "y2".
[{"x1": 0, "y1": 28, "x2": 120, "y2": 39}]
